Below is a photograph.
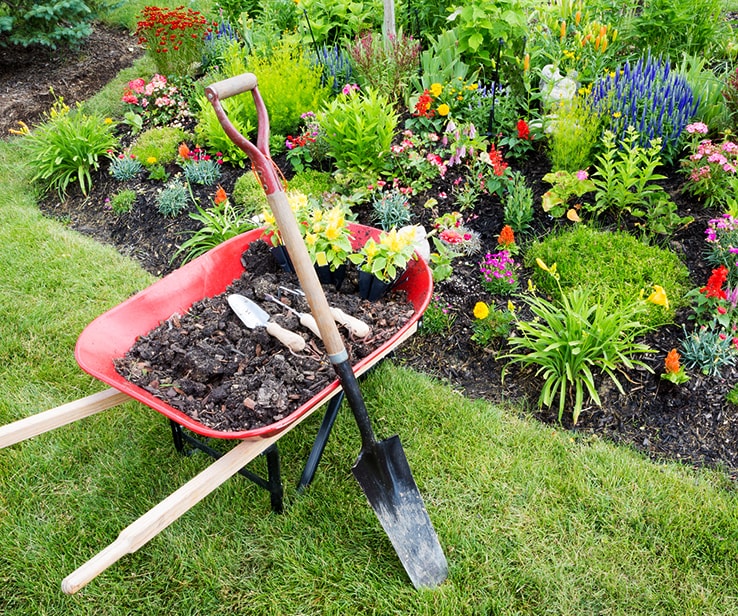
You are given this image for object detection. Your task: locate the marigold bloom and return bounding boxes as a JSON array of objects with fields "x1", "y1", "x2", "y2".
[
  {"x1": 473, "y1": 302, "x2": 490, "y2": 320},
  {"x1": 498, "y1": 225, "x2": 515, "y2": 247},
  {"x1": 214, "y1": 185, "x2": 228, "y2": 205},
  {"x1": 664, "y1": 349, "x2": 681, "y2": 374},
  {"x1": 430, "y1": 83, "x2": 443, "y2": 97},
  {"x1": 437, "y1": 103, "x2": 450, "y2": 117}
]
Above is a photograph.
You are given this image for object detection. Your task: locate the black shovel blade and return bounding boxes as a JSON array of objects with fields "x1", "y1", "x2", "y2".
[{"x1": 352, "y1": 434, "x2": 448, "y2": 589}]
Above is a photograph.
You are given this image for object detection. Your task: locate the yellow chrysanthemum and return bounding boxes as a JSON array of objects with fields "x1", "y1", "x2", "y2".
[
  {"x1": 473, "y1": 302, "x2": 490, "y2": 320},
  {"x1": 437, "y1": 104, "x2": 450, "y2": 116}
]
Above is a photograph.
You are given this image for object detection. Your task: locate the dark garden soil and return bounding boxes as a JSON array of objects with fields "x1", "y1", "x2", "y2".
[{"x1": 6, "y1": 24, "x2": 738, "y2": 479}]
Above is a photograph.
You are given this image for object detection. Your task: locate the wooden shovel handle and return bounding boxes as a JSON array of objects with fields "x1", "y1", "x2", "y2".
[
  {"x1": 265, "y1": 321, "x2": 306, "y2": 353},
  {"x1": 205, "y1": 73, "x2": 257, "y2": 100},
  {"x1": 61, "y1": 435, "x2": 279, "y2": 594},
  {"x1": 0, "y1": 388, "x2": 129, "y2": 449}
]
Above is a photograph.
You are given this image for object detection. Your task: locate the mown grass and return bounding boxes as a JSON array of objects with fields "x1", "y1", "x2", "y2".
[{"x1": 1, "y1": 135, "x2": 738, "y2": 614}]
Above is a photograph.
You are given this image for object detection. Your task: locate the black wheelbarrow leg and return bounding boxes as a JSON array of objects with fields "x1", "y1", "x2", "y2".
[{"x1": 297, "y1": 391, "x2": 344, "y2": 492}]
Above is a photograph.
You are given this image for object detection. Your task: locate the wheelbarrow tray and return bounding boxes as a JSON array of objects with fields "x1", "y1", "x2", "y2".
[{"x1": 75, "y1": 224, "x2": 432, "y2": 441}]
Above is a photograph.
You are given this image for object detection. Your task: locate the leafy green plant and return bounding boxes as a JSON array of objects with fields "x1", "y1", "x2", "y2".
[
  {"x1": 419, "y1": 295, "x2": 456, "y2": 336},
  {"x1": 156, "y1": 178, "x2": 190, "y2": 217},
  {"x1": 174, "y1": 188, "x2": 258, "y2": 264},
  {"x1": 471, "y1": 301, "x2": 514, "y2": 347},
  {"x1": 411, "y1": 29, "x2": 474, "y2": 93},
  {"x1": 446, "y1": 0, "x2": 527, "y2": 77},
  {"x1": 526, "y1": 225, "x2": 690, "y2": 328},
  {"x1": 505, "y1": 262, "x2": 654, "y2": 424},
  {"x1": 589, "y1": 128, "x2": 672, "y2": 222},
  {"x1": 547, "y1": 95, "x2": 601, "y2": 172},
  {"x1": 109, "y1": 189, "x2": 137, "y2": 214},
  {"x1": 109, "y1": 153, "x2": 144, "y2": 181},
  {"x1": 23, "y1": 98, "x2": 117, "y2": 197},
  {"x1": 680, "y1": 324, "x2": 737, "y2": 376},
  {"x1": 0, "y1": 0, "x2": 94, "y2": 49},
  {"x1": 727, "y1": 382, "x2": 738, "y2": 405},
  {"x1": 298, "y1": 0, "x2": 380, "y2": 46},
  {"x1": 231, "y1": 172, "x2": 266, "y2": 215},
  {"x1": 130, "y1": 126, "x2": 191, "y2": 168},
  {"x1": 428, "y1": 237, "x2": 457, "y2": 283},
  {"x1": 372, "y1": 188, "x2": 413, "y2": 231},
  {"x1": 349, "y1": 227, "x2": 417, "y2": 282},
  {"x1": 318, "y1": 86, "x2": 398, "y2": 181},
  {"x1": 541, "y1": 169, "x2": 595, "y2": 219},
  {"x1": 242, "y1": 42, "x2": 330, "y2": 137}
]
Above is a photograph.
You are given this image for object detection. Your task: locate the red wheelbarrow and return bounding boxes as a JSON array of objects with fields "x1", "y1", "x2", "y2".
[{"x1": 0, "y1": 72, "x2": 448, "y2": 594}]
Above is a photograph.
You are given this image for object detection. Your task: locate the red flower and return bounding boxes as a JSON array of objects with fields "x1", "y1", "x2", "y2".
[
  {"x1": 413, "y1": 90, "x2": 435, "y2": 118},
  {"x1": 700, "y1": 265, "x2": 729, "y2": 300},
  {"x1": 516, "y1": 119, "x2": 531, "y2": 140}
]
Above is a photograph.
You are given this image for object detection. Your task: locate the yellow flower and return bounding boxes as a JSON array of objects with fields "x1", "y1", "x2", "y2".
[
  {"x1": 473, "y1": 302, "x2": 490, "y2": 320},
  {"x1": 262, "y1": 208, "x2": 276, "y2": 226},
  {"x1": 8, "y1": 120, "x2": 29, "y2": 135},
  {"x1": 305, "y1": 232, "x2": 317, "y2": 247},
  {"x1": 507, "y1": 300, "x2": 516, "y2": 313},
  {"x1": 437, "y1": 103, "x2": 450, "y2": 117},
  {"x1": 527, "y1": 279, "x2": 536, "y2": 292},
  {"x1": 382, "y1": 228, "x2": 404, "y2": 253},
  {"x1": 324, "y1": 224, "x2": 341, "y2": 240},
  {"x1": 646, "y1": 285, "x2": 669, "y2": 309},
  {"x1": 430, "y1": 83, "x2": 442, "y2": 97},
  {"x1": 104, "y1": 117, "x2": 113, "y2": 125},
  {"x1": 146, "y1": 156, "x2": 157, "y2": 165},
  {"x1": 363, "y1": 238, "x2": 378, "y2": 261},
  {"x1": 287, "y1": 190, "x2": 308, "y2": 212}
]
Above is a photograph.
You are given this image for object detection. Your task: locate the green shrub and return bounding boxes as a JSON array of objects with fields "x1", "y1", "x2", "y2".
[
  {"x1": 243, "y1": 42, "x2": 330, "y2": 137},
  {"x1": 109, "y1": 189, "x2": 137, "y2": 214},
  {"x1": 526, "y1": 225, "x2": 690, "y2": 328},
  {"x1": 182, "y1": 159, "x2": 222, "y2": 186},
  {"x1": 232, "y1": 172, "x2": 266, "y2": 215},
  {"x1": 547, "y1": 95, "x2": 601, "y2": 173},
  {"x1": 0, "y1": 0, "x2": 93, "y2": 49},
  {"x1": 156, "y1": 178, "x2": 190, "y2": 217},
  {"x1": 130, "y1": 126, "x2": 192, "y2": 167},
  {"x1": 23, "y1": 98, "x2": 117, "y2": 197},
  {"x1": 297, "y1": 0, "x2": 380, "y2": 46},
  {"x1": 318, "y1": 86, "x2": 397, "y2": 181},
  {"x1": 287, "y1": 170, "x2": 334, "y2": 197},
  {"x1": 109, "y1": 154, "x2": 144, "y2": 181}
]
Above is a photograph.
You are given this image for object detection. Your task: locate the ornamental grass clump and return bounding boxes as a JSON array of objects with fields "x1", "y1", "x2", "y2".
[
  {"x1": 590, "y1": 53, "x2": 699, "y2": 164},
  {"x1": 23, "y1": 96, "x2": 117, "y2": 197},
  {"x1": 504, "y1": 260, "x2": 654, "y2": 424}
]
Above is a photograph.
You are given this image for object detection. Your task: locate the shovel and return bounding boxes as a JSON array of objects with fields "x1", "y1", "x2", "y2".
[
  {"x1": 206, "y1": 74, "x2": 448, "y2": 589},
  {"x1": 228, "y1": 294, "x2": 306, "y2": 353}
]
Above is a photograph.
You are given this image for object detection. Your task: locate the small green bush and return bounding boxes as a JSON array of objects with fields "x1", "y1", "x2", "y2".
[
  {"x1": 109, "y1": 154, "x2": 144, "y2": 181},
  {"x1": 156, "y1": 178, "x2": 190, "y2": 217},
  {"x1": 109, "y1": 189, "x2": 137, "y2": 214},
  {"x1": 526, "y1": 225, "x2": 690, "y2": 327},
  {"x1": 232, "y1": 172, "x2": 266, "y2": 216},
  {"x1": 287, "y1": 170, "x2": 334, "y2": 197},
  {"x1": 23, "y1": 98, "x2": 117, "y2": 197},
  {"x1": 318, "y1": 86, "x2": 398, "y2": 180},
  {"x1": 0, "y1": 0, "x2": 93, "y2": 49},
  {"x1": 130, "y1": 126, "x2": 192, "y2": 167}
]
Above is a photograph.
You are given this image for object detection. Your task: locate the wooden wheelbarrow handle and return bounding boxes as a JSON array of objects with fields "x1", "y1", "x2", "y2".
[
  {"x1": 0, "y1": 388, "x2": 129, "y2": 449},
  {"x1": 61, "y1": 434, "x2": 281, "y2": 594}
]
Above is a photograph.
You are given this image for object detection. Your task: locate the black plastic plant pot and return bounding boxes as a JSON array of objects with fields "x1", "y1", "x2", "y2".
[
  {"x1": 358, "y1": 270, "x2": 395, "y2": 301},
  {"x1": 270, "y1": 245, "x2": 295, "y2": 274},
  {"x1": 316, "y1": 263, "x2": 346, "y2": 291}
]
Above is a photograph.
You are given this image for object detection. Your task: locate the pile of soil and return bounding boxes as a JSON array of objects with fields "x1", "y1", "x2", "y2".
[
  {"x1": 7, "y1": 23, "x2": 738, "y2": 478},
  {"x1": 114, "y1": 241, "x2": 415, "y2": 432}
]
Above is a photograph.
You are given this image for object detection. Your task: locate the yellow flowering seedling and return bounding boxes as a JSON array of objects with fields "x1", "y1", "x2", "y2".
[{"x1": 350, "y1": 226, "x2": 418, "y2": 282}]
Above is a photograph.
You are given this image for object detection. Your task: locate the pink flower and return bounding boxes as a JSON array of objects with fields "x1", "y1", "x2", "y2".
[
  {"x1": 122, "y1": 94, "x2": 138, "y2": 104},
  {"x1": 686, "y1": 122, "x2": 709, "y2": 134},
  {"x1": 576, "y1": 170, "x2": 589, "y2": 180}
]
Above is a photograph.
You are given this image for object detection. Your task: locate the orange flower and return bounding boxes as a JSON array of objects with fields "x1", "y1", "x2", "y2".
[
  {"x1": 498, "y1": 225, "x2": 515, "y2": 247},
  {"x1": 214, "y1": 185, "x2": 228, "y2": 205},
  {"x1": 560, "y1": 20, "x2": 567, "y2": 40},
  {"x1": 664, "y1": 349, "x2": 681, "y2": 374},
  {"x1": 178, "y1": 143, "x2": 190, "y2": 159}
]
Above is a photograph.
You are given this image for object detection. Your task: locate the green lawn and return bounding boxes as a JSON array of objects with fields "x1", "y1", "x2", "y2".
[{"x1": 1, "y1": 137, "x2": 738, "y2": 614}]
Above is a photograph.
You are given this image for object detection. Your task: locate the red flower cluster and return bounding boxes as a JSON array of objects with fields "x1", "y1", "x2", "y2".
[
  {"x1": 701, "y1": 265, "x2": 729, "y2": 299},
  {"x1": 178, "y1": 143, "x2": 223, "y2": 165},
  {"x1": 516, "y1": 119, "x2": 531, "y2": 140},
  {"x1": 285, "y1": 133, "x2": 316, "y2": 150},
  {"x1": 135, "y1": 6, "x2": 211, "y2": 55},
  {"x1": 488, "y1": 144, "x2": 509, "y2": 177},
  {"x1": 413, "y1": 90, "x2": 435, "y2": 118}
]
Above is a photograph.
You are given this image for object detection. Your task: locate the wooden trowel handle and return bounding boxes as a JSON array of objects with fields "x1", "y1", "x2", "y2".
[
  {"x1": 265, "y1": 321, "x2": 306, "y2": 353},
  {"x1": 330, "y1": 307, "x2": 370, "y2": 338}
]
